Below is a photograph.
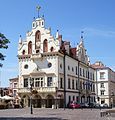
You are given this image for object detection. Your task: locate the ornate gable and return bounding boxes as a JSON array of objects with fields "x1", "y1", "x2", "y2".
[{"x1": 76, "y1": 39, "x2": 90, "y2": 65}]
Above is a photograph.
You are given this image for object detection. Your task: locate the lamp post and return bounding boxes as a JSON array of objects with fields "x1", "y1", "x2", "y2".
[
  {"x1": 111, "y1": 92, "x2": 114, "y2": 108},
  {"x1": 30, "y1": 77, "x2": 33, "y2": 114}
]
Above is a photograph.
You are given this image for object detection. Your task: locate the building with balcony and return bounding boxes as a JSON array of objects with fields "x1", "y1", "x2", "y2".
[
  {"x1": 92, "y1": 61, "x2": 115, "y2": 107},
  {"x1": 17, "y1": 8, "x2": 96, "y2": 108},
  {"x1": 9, "y1": 77, "x2": 20, "y2": 105}
]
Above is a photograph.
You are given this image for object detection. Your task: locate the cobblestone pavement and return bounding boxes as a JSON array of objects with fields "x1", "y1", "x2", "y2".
[{"x1": 0, "y1": 108, "x2": 115, "y2": 120}]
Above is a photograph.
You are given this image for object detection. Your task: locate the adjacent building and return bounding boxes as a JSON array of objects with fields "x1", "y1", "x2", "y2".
[
  {"x1": 92, "y1": 61, "x2": 115, "y2": 107},
  {"x1": 9, "y1": 77, "x2": 20, "y2": 105},
  {"x1": 17, "y1": 13, "x2": 96, "y2": 108}
]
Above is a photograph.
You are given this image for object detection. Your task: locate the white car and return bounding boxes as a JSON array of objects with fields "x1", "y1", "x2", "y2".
[{"x1": 100, "y1": 103, "x2": 108, "y2": 107}]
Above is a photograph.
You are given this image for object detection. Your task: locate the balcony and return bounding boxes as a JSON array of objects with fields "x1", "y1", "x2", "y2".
[{"x1": 18, "y1": 87, "x2": 57, "y2": 93}]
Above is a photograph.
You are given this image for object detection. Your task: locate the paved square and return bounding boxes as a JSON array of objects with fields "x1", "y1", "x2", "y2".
[{"x1": 0, "y1": 108, "x2": 115, "y2": 120}]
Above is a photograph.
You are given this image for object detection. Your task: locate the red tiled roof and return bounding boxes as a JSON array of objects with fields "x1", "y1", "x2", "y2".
[{"x1": 70, "y1": 48, "x2": 76, "y2": 58}]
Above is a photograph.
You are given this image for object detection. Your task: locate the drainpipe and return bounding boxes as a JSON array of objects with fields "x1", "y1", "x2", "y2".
[
  {"x1": 78, "y1": 60, "x2": 80, "y2": 103},
  {"x1": 63, "y1": 53, "x2": 66, "y2": 110}
]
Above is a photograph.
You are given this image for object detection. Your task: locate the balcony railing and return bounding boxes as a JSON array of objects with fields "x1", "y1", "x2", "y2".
[
  {"x1": 18, "y1": 87, "x2": 57, "y2": 93},
  {"x1": 31, "y1": 54, "x2": 42, "y2": 59}
]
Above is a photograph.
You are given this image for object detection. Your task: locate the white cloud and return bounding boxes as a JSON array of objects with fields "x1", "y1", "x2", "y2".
[{"x1": 83, "y1": 27, "x2": 115, "y2": 38}]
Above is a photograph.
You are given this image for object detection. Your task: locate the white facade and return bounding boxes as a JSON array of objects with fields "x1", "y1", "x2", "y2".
[
  {"x1": 92, "y1": 61, "x2": 115, "y2": 107},
  {"x1": 17, "y1": 13, "x2": 96, "y2": 108}
]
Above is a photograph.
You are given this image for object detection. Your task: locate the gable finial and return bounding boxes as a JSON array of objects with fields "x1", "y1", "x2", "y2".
[
  {"x1": 81, "y1": 31, "x2": 84, "y2": 39},
  {"x1": 36, "y1": 5, "x2": 41, "y2": 18}
]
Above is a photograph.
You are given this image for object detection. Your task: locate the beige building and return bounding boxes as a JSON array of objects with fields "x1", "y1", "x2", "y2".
[
  {"x1": 9, "y1": 77, "x2": 19, "y2": 105},
  {"x1": 92, "y1": 61, "x2": 115, "y2": 107}
]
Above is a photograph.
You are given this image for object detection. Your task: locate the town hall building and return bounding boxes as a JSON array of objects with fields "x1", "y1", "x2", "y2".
[{"x1": 17, "y1": 8, "x2": 96, "y2": 108}]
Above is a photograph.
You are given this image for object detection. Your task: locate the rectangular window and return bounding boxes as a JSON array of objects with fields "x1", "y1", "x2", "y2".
[
  {"x1": 86, "y1": 71, "x2": 87, "y2": 78},
  {"x1": 76, "y1": 96, "x2": 79, "y2": 103},
  {"x1": 93, "y1": 84, "x2": 95, "y2": 92},
  {"x1": 76, "y1": 80, "x2": 78, "y2": 90},
  {"x1": 72, "y1": 80, "x2": 74, "y2": 89},
  {"x1": 73, "y1": 96, "x2": 75, "y2": 101},
  {"x1": 100, "y1": 83, "x2": 104, "y2": 88},
  {"x1": 76, "y1": 66, "x2": 78, "y2": 75},
  {"x1": 88, "y1": 71, "x2": 89, "y2": 79},
  {"x1": 80, "y1": 68, "x2": 82, "y2": 76},
  {"x1": 41, "y1": 81, "x2": 43, "y2": 87},
  {"x1": 60, "y1": 78, "x2": 63, "y2": 89},
  {"x1": 90, "y1": 73, "x2": 92, "y2": 80},
  {"x1": 47, "y1": 77, "x2": 52, "y2": 86},
  {"x1": 14, "y1": 83, "x2": 17, "y2": 88},
  {"x1": 35, "y1": 77, "x2": 43, "y2": 87},
  {"x1": 100, "y1": 72, "x2": 105, "y2": 79},
  {"x1": 13, "y1": 90, "x2": 17, "y2": 96},
  {"x1": 69, "y1": 96, "x2": 71, "y2": 103},
  {"x1": 83, "y1": 69, "x2": 85, "y2": 77},
  {"x1": 68, "y1": 78, "x2": 71, "y2": 89},
  {"x1": 35, "y1": 78, "x2": 40, "y2": 87},
  {"x1": 93, "y1": 73, "x2": 95, "y2": 80},
  {"x1": 24, "y1": 78, "x2": 28, "y2": 87},
  {"x1": 35, "y1": 81, "x2": 40, "y2": 87},
  {"x1": 101, "y1": 90, "x2": 105, "y2": 95}
]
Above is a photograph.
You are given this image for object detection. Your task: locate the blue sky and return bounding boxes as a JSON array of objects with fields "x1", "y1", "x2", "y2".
[{"x1": 0, "y1": 0, "x2": 115, "y2": 87}]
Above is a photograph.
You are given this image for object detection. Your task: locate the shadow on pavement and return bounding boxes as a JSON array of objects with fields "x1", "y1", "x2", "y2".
[{"x1": 0, "y1": 117, "x2": 68, "y2": 120}]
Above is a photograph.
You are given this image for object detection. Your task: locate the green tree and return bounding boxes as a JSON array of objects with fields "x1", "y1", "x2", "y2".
[{"x1": 0, "y1": 33, "x2": 10, "y2": 67}]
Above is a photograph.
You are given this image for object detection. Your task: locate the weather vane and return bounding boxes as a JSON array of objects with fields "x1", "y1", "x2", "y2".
[
  {"x1": 36, "y1": 5, "x2": 41, "y2": 18},
  {"x1": 81, "y1": 31, "x2": 84, "y2": 39}
]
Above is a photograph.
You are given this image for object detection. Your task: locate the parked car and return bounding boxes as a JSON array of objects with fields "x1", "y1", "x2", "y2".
[
  {"x1": 69, "y1": 101, "x2": 81, "y2": 108},
  {"x1": 101, "y1": 103, "x2": 108, "y2": 108},
  {"x1": 95, "y1": 103, "x2": 101, "y2": 108},
  {"x1": 80, "y1": 103, "x2": 89, "y2": 108},
  {"x1": 88, "y1": 103, "x2": 96, "y2": 108}
]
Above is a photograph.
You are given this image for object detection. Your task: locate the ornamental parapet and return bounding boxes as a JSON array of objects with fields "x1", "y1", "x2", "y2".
[{"x1": 18, "y1": 87, "x2": 57, "y2": 93}]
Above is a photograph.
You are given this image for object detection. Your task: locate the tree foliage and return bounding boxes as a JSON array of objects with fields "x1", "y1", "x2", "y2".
[{"x1": 0, "y1": 33, "x2": 10, "y2": 67}]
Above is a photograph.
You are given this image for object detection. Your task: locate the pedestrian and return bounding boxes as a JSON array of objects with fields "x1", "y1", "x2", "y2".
[{"x1": 20, "y1": 101, "x2": 24, "y2": 108}]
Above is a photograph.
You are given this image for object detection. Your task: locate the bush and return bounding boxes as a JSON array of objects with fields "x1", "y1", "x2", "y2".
[
  {"x1": 14, "y1": 104, "x2": 20, "y2": 108},
  {"x1": 0, "y1": 102, "x2": 8, "y2": 109}
]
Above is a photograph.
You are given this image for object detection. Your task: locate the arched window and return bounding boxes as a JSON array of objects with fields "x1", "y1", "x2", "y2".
[
  {"x1": 50, "y1": 47, "x2": 54, "y2": 52},
  {"x1": 22, "y1": 50, "x2": 25, "y2": 55},
  {"x1": 28, "y1": 41, "x2": 32, "y2": 54},
  {"x1": 43, "y1": 39, "x2": 48, "y2": 52},
  {"x1": 35, "y1": 30, "x2": 41, "y2": 49}
]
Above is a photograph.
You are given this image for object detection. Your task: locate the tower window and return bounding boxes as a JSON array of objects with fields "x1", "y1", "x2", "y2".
[
  {"x1": 43, "y1": 39, "x2": 48, "y2": 52},
  {"x1": 33, "y1": 23, "x2": 35, "y2": 27},
  {"x1": 22, "y1": 50, "x2": 25, "y2": 55},
  {"x1": 47, "y1": 77, "x2": 53, "y2": 86},
  {"x1": 50, "y1": 47, "x2": 54, "y2": 52},
  {"x1": 28, "y1": 41, "x2": 32, "y2": 54},
  {"x1": 42, "y1": 21, "x2": 44, "y2": 26}
]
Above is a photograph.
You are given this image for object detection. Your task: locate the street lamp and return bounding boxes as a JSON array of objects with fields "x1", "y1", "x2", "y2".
[
  {"x1": 30, "y1": 77, "x2": 34, "y2": 114},
  {"x1": 111, "y1": 92, "x2": 114, "y2": 108}
]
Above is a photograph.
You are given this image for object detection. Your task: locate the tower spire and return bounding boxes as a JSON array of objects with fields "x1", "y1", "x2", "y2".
[
  {"x1": 36, "y1": 5, "x2": 41, "y2": 18},
  {"x1": 81, "y1": 31, "x2": 84, "y2": 39}
]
